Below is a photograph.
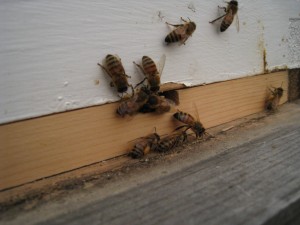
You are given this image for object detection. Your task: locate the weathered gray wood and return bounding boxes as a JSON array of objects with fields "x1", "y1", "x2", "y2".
[
  {"x1": 289, "y1": 69, "x2": 300, "y2": 101},
  {"x1": 37, "y1": 117, "x2": 300, "y2": 225}
]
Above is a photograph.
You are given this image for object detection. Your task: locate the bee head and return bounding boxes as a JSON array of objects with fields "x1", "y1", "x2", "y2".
[
  {"x1": 136, "y1": 88, "x2": 150, "y2": 102},
  {"x1": 230, "y1": 1, "x2": 238, "y2": 7},
  {"x1": 276, "y1": 87, "x2": 284, "y2": 97},
  {"x1": 194, "y1": 122, "x2": 205, "y2": 136},
  {"x1": 187, "y1": 22, "x2": 196, "y2": 33},
  {"x1": 148, "y1": 95, "x2": 159, "y2": 106},
  {"x1": 117, "y1": 85, "x2": 128, "y2": 93}
]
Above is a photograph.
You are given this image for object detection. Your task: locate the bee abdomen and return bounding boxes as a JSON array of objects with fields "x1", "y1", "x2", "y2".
[
  {"x1": 173, "y1": 111, "x2": 192, "y2": 124},
  {"x1": 128, "y1": 148, "x2": 144, "y2": 159},
  {"x1": 142, "y1": 56, "x2": 157, "y2": 73},
  {"x1": 156, "y1": 137, "x2": 178, "y2": 153},
  {"x1": 114, "y1": 78, "x2": 129, "y2": 93},
  {"x1": 106, "y1": 55, "x2": 124, "y2": 72},
  {"x1": 156, "y1": 141, "x2": 174, "y2": 152},
  {"x1": 165, "y1": 31, "x2": 181, "y2": 43},
  {"x1": 220, "y1": 21, "x2": 231, "y2": 32},
  {"x1": 129, "y1": 142, "x2": 148, "y2": 159}
]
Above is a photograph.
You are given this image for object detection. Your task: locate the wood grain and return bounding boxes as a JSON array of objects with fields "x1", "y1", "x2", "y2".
[
  {"x1": 0, "y1": 72, "x2": 288, "y2": 191},
  {"x1": 38, "y1": 115, "x2": 300, "y2": 225}
]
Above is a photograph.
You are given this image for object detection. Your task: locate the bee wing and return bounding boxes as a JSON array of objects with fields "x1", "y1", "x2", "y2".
[
  {"x1": 193, "y1": 102, "x2": 201, "y2": 122},
  {"x1": 235, "y1": 13, "x2": 240, "y2": 32},
  {"x1": 128, "y1": 136, "x2": 147, "y2": 144},
  {"x1": 157, "y1": 54, "x2": 166, "y2": 76},
  {"x1": 176, "y1": 25, "x2": 189, "y2": 39}
]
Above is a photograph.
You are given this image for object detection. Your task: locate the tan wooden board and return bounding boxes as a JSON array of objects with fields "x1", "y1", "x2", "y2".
[{"x1": 0, "y1": 72, "x2": 288, "y2": 191}]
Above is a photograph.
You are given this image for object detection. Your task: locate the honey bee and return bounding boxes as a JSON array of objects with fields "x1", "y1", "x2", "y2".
[
  {"x1": 209, "y1": 1, "x2": 239, "y2": 32},
  {"x1": 128, "y1": 132, "x2": 160, "y2": 159},
  {"x1": 116, "y1": 87, "x2": 150, "y2": 117},
  {"x1": 133, "y1": 55, "x2": 166, "y2": 92},
  {"x1": 265, "y1": 85, "x2": 284, "y2": 112},
  {"x1": 139, "y1": 90, "x2": 179, "y2": 114},
  {"x1": 155, "y1": 130, "x2": 188, "y2": 153},
  {"x1": 173, "y1": 110, "x2": 206, "y2": 138},
  {"x1": 145, "y1": 95, "x2": 175, "y2": 113},
  {"x1": 165, "y1": 17, "x2": 196, "y2": 45},
  {"x1": 98, "y1": 54, "x2": 133, "y2": 96}
]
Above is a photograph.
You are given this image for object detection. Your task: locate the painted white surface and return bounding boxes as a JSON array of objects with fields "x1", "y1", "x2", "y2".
[{"x1": 0, "y1": 0, "x2": 299, "y2": 124}]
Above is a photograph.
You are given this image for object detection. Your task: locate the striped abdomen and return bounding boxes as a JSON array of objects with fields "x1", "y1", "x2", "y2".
[
  {"x1": 156, "y1": 132, "x2": 187, "y2": 153},
  {"x1": 173, "y1": 111, "x2": 195, "y2": 126},
  {"x1": 142, "y1": 56, "x2": 158, "y2": 76},
  {"x1": 156, "y1": 136, "x2": 178, "y2": 153},
  {"x1": 220, "y1": 14, "x2": 234, "y2": 32},
  {"x1": 128, "y1": 133, "x2": 160, "y2": 158},
  {"x1": 129, "y1": 141, "x2": 150, "y2": 159},
  {"x1": 105, "y1": 54, "x2": 125, "y2": 75},
  {"x1": 165, "y1": 30, "x2": 183, "y2": 43},
  {"x1": 105, "y1": 54, "x2": 129, "y2": 92}
]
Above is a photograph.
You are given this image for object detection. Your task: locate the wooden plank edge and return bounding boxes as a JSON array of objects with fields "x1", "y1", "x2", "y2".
[
  {"x1": 0, "y1": 109, "x2": 275, "y2": 211},
  {"x1": 0, "y1": 71, "x2": 289, "y2": 191}
]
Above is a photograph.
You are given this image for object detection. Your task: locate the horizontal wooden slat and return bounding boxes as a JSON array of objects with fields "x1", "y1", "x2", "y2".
[{"x1": 0, "y1": 72, "x2": 288, "y2": 191}]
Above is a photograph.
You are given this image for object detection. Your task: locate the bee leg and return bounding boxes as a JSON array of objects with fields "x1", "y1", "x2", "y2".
[
  {"x1": 118, "y1": 93, "x2": 123, "y2": 99},
  {"x1": 133, "y1": 61, "x2": 146, "y2": 74},
  {"x1": 209, "y1": 14, "x2": 227, "y2": 24},
  {"x1": 218, "y1": 6, "x2": 227, "y2": 12},
  {"x1": 204, "y1": 132, "x2": 215, "y2": 139},
  {"x1": 110, "y1": 81, "x2": 114, "y2": 87},
  {"x1": 135, "y1": 78, "x2": 147, "y2": 88},
  {"x1": 180, "y1": 17, "x2": 188, "y2": 23},
  {"x1": 179, "y1": 37, "x2": 188, "y2": 46},
  {"x1": 98, "y1": 63, "x2": 112, "y2": 77},
  {"x1": 174, "y1": 125, "x2": 190, "y2": 133},
  {"x1": 124, "y1": 73, "x2": 131, "y2": 78},
  {"x1": 268, "y1": 87, "x2": 276, "y2": 95},
  {"x1": 165, "y1": 22, "x2": 183, "y2": 28},
  {"x1": 97, "y1": 63, "x2": 106, "y2": 71}
]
